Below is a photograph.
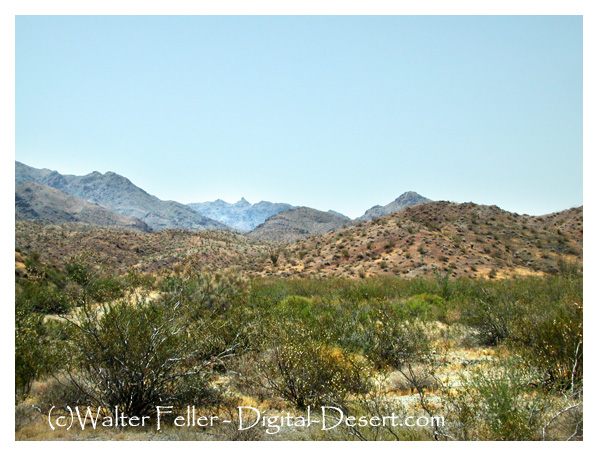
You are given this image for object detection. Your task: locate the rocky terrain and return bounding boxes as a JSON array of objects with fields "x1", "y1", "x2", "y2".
[
  {"x1": 255, "y1": 201, "x2": 583, "y2": 279},
  {"x1": 327, "y1": 209, "x2": 351, "y2": 219},
  {"x1": 187, "y1": 197, "x2": 295, "y2": 232},
  {"x1": 16, "y1": 181, "x2": 151, "y2": 232},
  {"x1": 247, "y1": 206, "x2": 354, "y2": 242},
  {"x1": 14, "y1": 162, "x2": 583, "y2": 282},
  {"x1": 15, "y1": 162, "x2": 432, "y2": 238},
  {"x1": 357, "y1": 191, "x2": 431, "y2": 221},
  {"x1": 15, "y1": 199, "x2": 583, "y2": 281},
  {"x1": 15, "y1": 219, "x2": 270, "y2": 275},
  {"x1": 16, "y1": 162, "x2": 231, "y2": 232}
]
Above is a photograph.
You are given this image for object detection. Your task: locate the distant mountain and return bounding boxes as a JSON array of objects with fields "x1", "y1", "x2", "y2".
[
  {"x1": 357, "y1": 191, "x2": 432, "y2": 221},
  {"x1": 188, "y1": 198, "x2": 296, "y2": 232},
  {"x1": 248, "y1": 207, "x2": 353, "y2": 242},
  {"x1": 327, "y1": 210, "x2": 351, "y2": 220},
  {"x1": 16, "y1": 181, "x2": 151, "y2": 232},
  {"x1": 15, "y1": 161, "x2": 231, "y2": 232}
]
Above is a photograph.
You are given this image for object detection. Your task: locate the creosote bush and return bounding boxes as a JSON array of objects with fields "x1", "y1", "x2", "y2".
[
  {"x1": 259, "y1": 335, "x2": 373, "y2": 410},
  {"x1": 438, "y1": 357, "x2": 550, "y2": 441},
  {"x1": 61, "y1": 291, "x2": 236, "y2": 418},
  {"x1": 15, "y1": 261, "x2": 583, "y2": 441}
]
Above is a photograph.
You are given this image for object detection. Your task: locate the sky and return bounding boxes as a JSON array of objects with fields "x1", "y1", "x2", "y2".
[{"x1": 15, "y1": 15, "x2": 582, "y2": 218}]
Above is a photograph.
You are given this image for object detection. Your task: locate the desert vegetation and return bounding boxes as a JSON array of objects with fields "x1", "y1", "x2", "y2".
[
  {"x1": 15, "y1": 247, "x2": 582, "y2": 441},
  {"x1": 258, "y1": 203, "x2": 583, "y2": 280}
]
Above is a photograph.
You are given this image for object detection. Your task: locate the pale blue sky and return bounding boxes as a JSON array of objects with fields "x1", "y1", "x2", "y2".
[{"x1": 15, "y1": 15, "x2": 582, "y2": 218}]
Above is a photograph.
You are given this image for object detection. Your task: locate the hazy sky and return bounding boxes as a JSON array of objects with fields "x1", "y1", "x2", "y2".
[{"x1": 15, "y1": 15, "x2": 582, "y2": 218}]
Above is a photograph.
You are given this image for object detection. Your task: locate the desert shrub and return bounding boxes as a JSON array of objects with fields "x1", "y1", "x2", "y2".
[
  {"x1": 400, "y1": 293, "x2": 446, "y2": 321},
  {"x1": 16, "y1": 280, "x2": 71, "y2": 314},
  {"x1": 15, "y1": 302, "x2": 65, "y2": 397},
  {"x1": 440, "y1": 357, "x2": 548, "y2": 440},
  {"x1": 15, "y1": 303, "x2": 46, "y2": 397},
  {"x1": 512, "y1": 301, "x2": 582, "y2": 391},
  {"x1": 339, "y1": 277, "x2": 400, "y2": 304},
  {"x1": 159, "y1": 268, "x2": 249, "y2": 316},
  {"x1": 259, "y1": 336, "x2": 372, "y2": 410},
  {"x1": 248, "y1": 279, "x2": 291, "y2": 308},
  {"x1": 276, "y1": 295, "x2": 314, "y2": 316},
  {"x1": 460, "y1": 289, "x2": 519, "y2": 345},
  {"x1": 270, "y1": 295, "x2": 342, "y2": 343},
  {"x1": 65, "y1": 256, "x2": 94, "y2": 287},
  {"x1": 61, "y1": 294, "x2": 234, "y2": 418},
  {"x1": 86, "y1": 275, "x2": 124, "y2": 303},
  {"x1": 357, "y1": 307, "x2": 431, "y2": 369}
]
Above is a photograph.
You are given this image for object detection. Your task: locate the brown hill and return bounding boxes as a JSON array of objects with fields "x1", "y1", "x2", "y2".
[
  {"x1": 15, "y1": 201, "x2": 582, "y2": 281},
  {"x1": 16, "y1": 181, "x2": 151, "y2": 232},
  {"x1": 253, "y1": 201, "x2": 582, "y2": 279},
  {"x1": 248, "y1": 207, "x2": 353, "y2": 242},
  {"x1": 15, "y1": 220, "x2": 270, "y2": 275}
]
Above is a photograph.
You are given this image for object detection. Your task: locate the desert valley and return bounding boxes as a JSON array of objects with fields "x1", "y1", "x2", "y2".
[{"x1": 15, "y1": 161, "x2": 583, "y2": 441}]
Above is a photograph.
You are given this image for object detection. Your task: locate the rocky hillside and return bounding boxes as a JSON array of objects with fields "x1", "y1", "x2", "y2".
[
  {"x1": 327, "y1": 210, "x2": 351, "y2": 219},
  {"x1": 16, "y1": 181, "x2": 151, "y2": 232},
  {"x1": 248, "y1": 207, "x2": 354, "y2": 242},
  {"x1": 15, "y1": 201, "x2": 583, "y2": 280},
  {"x1": 188, "y1": 198, "x2": 295, "y2": 232},
  {"x1": 254, "y1": 201, "x2": 583, "y2": 279},
  {"x1": 15, "y1": 219, "x2": 270, "y2": 275},
  {"x1": 357, "y1": 191, "x2": 432, "y2": 221},
  {"x1": 15, "y1": 161, "x2": 231, "y2": 232}
]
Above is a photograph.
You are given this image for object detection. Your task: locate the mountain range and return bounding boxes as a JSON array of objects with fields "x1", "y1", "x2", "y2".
[
  {"x1": 15, "y1": 162, "x2": 230, "y2": 232},
  {"x1": 15, "y1": 201, "x2": 583, "y2": 281},
  {"x1": 187, "y1": 198, "x2": 296, "y2": 232},
  {"x1": 15, "y1": 181, "x2": 151, "y2": 232},
  {"x1": 16, "y1": 161, "x2": 432, "y2": 241}
]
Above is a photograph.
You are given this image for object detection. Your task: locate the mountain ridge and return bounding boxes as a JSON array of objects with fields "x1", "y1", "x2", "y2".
[
  {"x1": 16, "y1": 161, "x2": 231, "y2": 232},
  {"x1": 247, "y1": 206, "x2": 354, "y2": 242},
  {"x1": 15, "y1": 181, "x2": 151, "y2": 232},
  {"x1": 187, "y1": 198, "x2": 296, "y2": 232},
  {"x1": 357, "y1": 191, "x2": 432, "y2": 221}
]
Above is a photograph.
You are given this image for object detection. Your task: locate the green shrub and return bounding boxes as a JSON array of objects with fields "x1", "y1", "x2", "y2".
[
  {"x1": 62, "y1": 294, "x2": 233, "y2": 418},
  {"x1": 159, "y1": 268, "x2": 249, "y2": 316},
  {"x1": 16, "y1": 281, "x2": 71, "y2": 314},
  {"x1": 87, "y1": 275, "x2": 124, "y2": 303},
  {"x1": 442, "y1": 357, "x2": 548, "y2": 440},
  {"x1": 460, "y1": 289, "x2": 518, "y2": 345},
  {"x1": 15, "y1": 302, "x2": 64, "y2": 397},
  {"x1": 401, "y1": 293, "x2": 446, "y2": 320},
  {"x1": 260, "y1": 338, "x2": 372, "y2": 410},
  {"x1": 512, "y1": 301, "x2": 582, "y2": 391},
  {"x1": 352, "y1": 306, "x2": 431, "y2": 369}
]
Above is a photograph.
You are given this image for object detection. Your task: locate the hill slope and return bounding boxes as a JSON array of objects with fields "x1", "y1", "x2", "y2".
[
  {"x1": 248, "y1": 207, "x2": 354, "y2": 242},
  {"x1": 254, "y1": 201, "x2": 582, "y2": 279},
  {"x1": 15, "y1": 161, "x2": 231, "y2": 232},
  {"x1": 188, "y1": 198, "x2": 295, "y2": 232},
  {"x1": 16, "y1": 181, "x2": 151, "y2": 232},
  {"x1": 358, "y1": 191, "x2": 432, "y2": 221},
  {"x1": 15, "y1": 220, "x2": 270, "y2": 275}
]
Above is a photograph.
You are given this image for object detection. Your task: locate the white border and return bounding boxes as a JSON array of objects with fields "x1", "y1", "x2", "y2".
[{"x1": 3, "y1": 2, "x2": 595, "y2": 455}]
